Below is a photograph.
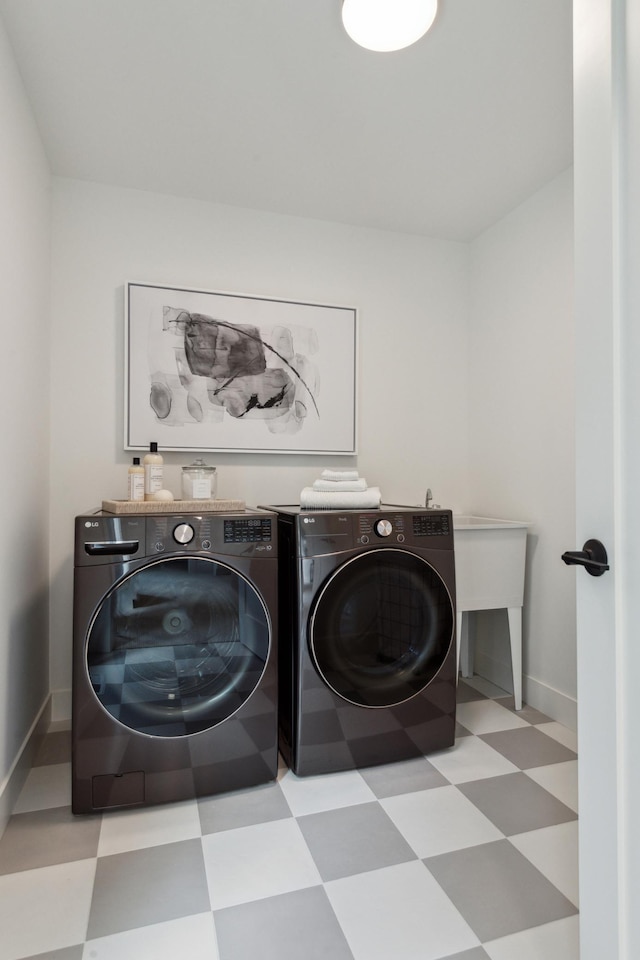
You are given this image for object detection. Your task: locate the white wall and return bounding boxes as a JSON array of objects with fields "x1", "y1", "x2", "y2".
[
  {"x1": 0, "y1": 19, "x2": 51, "y2": 824},
  {"x1": 467, "y1": 168, "x2": 576, "y2": 725},
  {"x1": 49, "y1": 178, "x2": 471, "y2": 705}
]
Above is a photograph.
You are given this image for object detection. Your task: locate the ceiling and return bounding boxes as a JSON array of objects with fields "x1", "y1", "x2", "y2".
[{"x1": 0, "y1": 0, "x2": 573, "y2": 242}]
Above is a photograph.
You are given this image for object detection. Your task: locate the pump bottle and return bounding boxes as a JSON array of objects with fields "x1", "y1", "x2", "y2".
[
  {"x1": 143, "y1": 442, "x2": 164, "y2": 500},
  {"x1": 127, "y1": 457, "x2": 145, "y2": 501}
]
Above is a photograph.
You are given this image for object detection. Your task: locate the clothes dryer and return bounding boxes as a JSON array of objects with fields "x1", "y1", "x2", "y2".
[
  {"x1": 265, "y1": 505, "x2": 456, "y2": 776},
  {"x1": 72, "y1": 509, "x2": 277, "y2": 813}
]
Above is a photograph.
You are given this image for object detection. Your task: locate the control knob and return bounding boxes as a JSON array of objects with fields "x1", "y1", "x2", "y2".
[
  {"x1": 374, "y1": 519, "x2": 393, "y2": 538},
  {"x1": 173, "y1": 523, "x2": 195, "y2": 545}
]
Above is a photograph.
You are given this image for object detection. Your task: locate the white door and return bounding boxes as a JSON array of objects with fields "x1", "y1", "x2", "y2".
[{"x1": 574, "y1": 1, "x2": 640, "y2": 956}]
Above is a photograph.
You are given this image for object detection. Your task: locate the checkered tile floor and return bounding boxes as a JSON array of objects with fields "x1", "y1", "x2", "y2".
[{"x1": 0, "y1": 678, "x2": 579, "y2": 960}]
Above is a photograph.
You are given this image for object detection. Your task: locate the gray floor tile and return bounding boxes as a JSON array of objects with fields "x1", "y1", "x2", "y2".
[
  {"x1": 425, "y1": 839, "x2": 577, "y2": 942},
  {"x1": 480, "y1": 727, "x2": 577, "y2": 769},
  {"x1": 87, "y1": 838, "x2": 210, "y2": 939},
  {"x1": 494, "y1": 697, "x2": 551, "y2": 724},
  {"x1": 33, "y1": 731, "x2": 72, "y2": 767},
  {"x1": 0, "y1": 684, "x2": 580, "y2": 960},
  {"x1": 461, "y1": 677, "x2": 510, "y2": 699},
  {"x1": 359, "y1": 755, "x2": 449, "y2": 798},
  {"x1": 18, "y1": 948, "x2": 84, "y2": 960},
  {"x1": 198, "y1": 779, "x2": 292, "y2": 834},
  {"x1": 214, "y1": 886, "x2": 354, "y2": 960},
  {"x1": 456, "y1": 682, "x2": 489, "y2": 703},
  {"x1": 458, "y1": 773, "x2": 577, "y2": 836},
  {"x1": 297, "y1": 801, "x2": 417, "y2": 882},
  {"x1": 0, "y1": 806, "x2": 101, "y2": 874},
  {"x1": 439, "y1": 949, "x2": 491, "y2": 960},
  {"x1": 455, "y1": 722, "x2": 474, "y2": 739}
]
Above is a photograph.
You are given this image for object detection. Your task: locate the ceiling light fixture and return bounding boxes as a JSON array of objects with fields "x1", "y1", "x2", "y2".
[{"x1": 341, "y1": 0, "x2": 438, "y2": 53}]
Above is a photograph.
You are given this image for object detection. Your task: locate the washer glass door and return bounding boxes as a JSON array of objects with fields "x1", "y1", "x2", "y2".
[
  {"x1": 86, "y1": 557, "x2": 270, "y2": 736},
  {"x1": 310, "y1": 549, "x2": 453, "y2": 707}
]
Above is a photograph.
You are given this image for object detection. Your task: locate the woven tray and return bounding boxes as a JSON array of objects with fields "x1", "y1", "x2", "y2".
[{"x1": 102, "y1": 498, "x2": 246, "y2": 515}]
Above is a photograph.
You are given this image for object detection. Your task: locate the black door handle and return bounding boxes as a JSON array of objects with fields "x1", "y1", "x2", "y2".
[{"x1": 561, "y1": 539, "x2": 610, "y2": 576}]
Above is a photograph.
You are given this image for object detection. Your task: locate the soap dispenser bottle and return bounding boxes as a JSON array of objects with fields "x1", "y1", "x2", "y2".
[
  {"x1": 143, "y1": 442, "x2": 164, "y2": 500},
  {"x1": 127, "y1": 457, "x2": 145, "y2": 502}
]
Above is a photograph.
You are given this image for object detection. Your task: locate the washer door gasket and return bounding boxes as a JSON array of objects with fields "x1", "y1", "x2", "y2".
[
  {"x1": 86, "y1": 556, "x2": 271, "y2": 737},
  {"x1": 309, "y1": 548, "x2": 453, "y2": 708}
]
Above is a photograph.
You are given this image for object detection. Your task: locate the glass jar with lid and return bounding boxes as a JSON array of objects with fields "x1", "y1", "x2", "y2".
[{"x1": 181, "y1": 459, "x2": 217, "y2": 500}]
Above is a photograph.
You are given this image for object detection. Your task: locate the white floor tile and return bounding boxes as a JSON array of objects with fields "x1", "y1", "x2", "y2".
[
  {"x1": 97, "y1": 798, "x2": 202, "y2": 856},
  {"x1": 202, "y1": 818, "x2": 322, "y2": 910},
  {"x1": 510, "y1": 821, "x2": 579, "y2": 906},
  {"x1": 526, "y1": 760, "x2": 579, "y2": 812},
  {"x1": 456, "y1": 699, "x2": 529, "y2": 735},
  {"x1": 538, "y1": 721, "x2": 578, "y2": 752},
  {"x1": 429, "y1": 735, "x2": 519, "y2": 784},
  {"x1": 278, "y1": 767, "x2": 375, "y2": 816},
  {"x1": 13, "y1": 762, "x2": 72, "y2": 813},
  {"x1": 326, "y1": 859, "x2": 480, "y2": 960},
  {"x1": 82, "y1": 911, "x2": 219, "y2": 960},
  {"x1": 0, "y1": 858, "x2": 96, "y2": 960},
  {"x1": 2, "y1": 717, "x2": 580, "y2": 960},
  {"x1": 381, "y1": 785, "x2": 503, "y2": 857},
  {"x1": 484, "y1": 915, "x2": 580, "y2": 960}
]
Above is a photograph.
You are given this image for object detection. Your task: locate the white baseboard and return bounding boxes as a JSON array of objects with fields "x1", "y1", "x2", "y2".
[
  {"x1": 0, "y1": 696, "x2": 51, "y2": 839},
  {"x1": 51, "y1": 687, "x2": 72, "y2": 723},
  {"x1": 473, "y1": 650, "x2": 577, "y2": 732},
  {"x1": 522, "y1": 673, "x2": 577, "y2": 732}
]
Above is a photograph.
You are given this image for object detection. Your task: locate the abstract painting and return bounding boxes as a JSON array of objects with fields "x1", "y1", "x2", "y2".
[{"x1": 125, "y1": 282, "x2": 357, "y2": 454}]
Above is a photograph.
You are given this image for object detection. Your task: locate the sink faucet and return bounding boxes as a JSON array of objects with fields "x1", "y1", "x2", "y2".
[{"x1": 425, "y1": 488, "x2": 433, "y2": 509}]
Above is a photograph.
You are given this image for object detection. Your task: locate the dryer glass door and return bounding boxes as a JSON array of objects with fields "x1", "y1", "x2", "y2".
[
  {"x1": 86, "y1": 556, "x2": 271, "y2": 736},
  {"x1": 309, "y1": 549, "x2": 453, "y2": 708}
]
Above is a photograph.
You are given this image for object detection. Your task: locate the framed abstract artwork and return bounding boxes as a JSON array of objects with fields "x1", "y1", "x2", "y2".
[{"x1": 125, "y1": 282, "x2": 358, "y2": 455}]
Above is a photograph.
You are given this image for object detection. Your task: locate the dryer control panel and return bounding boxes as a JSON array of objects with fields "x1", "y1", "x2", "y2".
[
  {"x1": 412, "y1": 513, "x2": 451, "y2": 537},
  {"x1": 282, "y1": 506, "x2": 454, "y2": 557}
]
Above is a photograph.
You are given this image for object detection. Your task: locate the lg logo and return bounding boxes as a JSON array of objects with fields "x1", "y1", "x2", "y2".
[
  {"x1": 303, "y1": 517, "x2": 316, "y2": 524},
  {"x1": 84, "y1": 521, "x2": 99, "y2": 528}
]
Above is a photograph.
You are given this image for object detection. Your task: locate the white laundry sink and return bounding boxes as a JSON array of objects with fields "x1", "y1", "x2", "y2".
[
  {"x1": 453, "y1": 515, "x2": 528, "y2": 531},
  {"x1": 453, "y1": 516, "x2": 528, "y2": 607},
  {"x1": 453, "y1": 514, "x2": 529, "y2": 709}
]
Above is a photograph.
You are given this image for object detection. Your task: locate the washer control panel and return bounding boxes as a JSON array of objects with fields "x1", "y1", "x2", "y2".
[
  {"x1": 224, "y1": 517, "x2": 273, "y2": 544},
  {"x1": 149, "y1": 514, "x2": 274, "y2": 555},
  {"x1": 75, "y1": 511, "x2": 277, "y2": 564}
]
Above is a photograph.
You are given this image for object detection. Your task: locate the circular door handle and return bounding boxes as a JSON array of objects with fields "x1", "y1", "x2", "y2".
[{"x1": 561, "y1": 539, "x2": 610, "y2": 576}]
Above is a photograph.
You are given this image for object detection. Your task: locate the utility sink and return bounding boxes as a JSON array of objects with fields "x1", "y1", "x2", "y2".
[
  {"x1": 454, "y1": 515, "x2": 528, "y2": 530},
  {"x1": 453, "y1": 514, "x2": 529, "y2": 709}
]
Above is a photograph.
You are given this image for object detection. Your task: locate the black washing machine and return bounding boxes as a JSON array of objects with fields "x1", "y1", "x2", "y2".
[
  {"x1": 72, "y1": 509, "x2": 278, "y2": 813},
  {"x1": 264, "y1": 504, "x2": 456, "y2": 776}
]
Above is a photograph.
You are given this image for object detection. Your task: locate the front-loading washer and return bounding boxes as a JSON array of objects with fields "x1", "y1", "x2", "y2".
[
  {"x1": 72, "y1": 508, "x2": 278, "y2": 813},
  {"x1": 264, "y1": 504, "x2": 456, "y2": 776}
]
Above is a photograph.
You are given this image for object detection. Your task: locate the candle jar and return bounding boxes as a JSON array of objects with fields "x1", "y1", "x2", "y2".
[{"x1": 181, "y1": 459, "x2": 217, "y2": 500}]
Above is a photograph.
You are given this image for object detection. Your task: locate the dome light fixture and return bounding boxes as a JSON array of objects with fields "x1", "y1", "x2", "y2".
[{"x1": 342, "y1": 0, "x2": 438, "y2": 53}]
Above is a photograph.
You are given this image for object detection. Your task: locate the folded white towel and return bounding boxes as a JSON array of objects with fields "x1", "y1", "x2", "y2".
[
  {"x1": 300, "y1": 487, "x2": 382, "y2": 510},
  {"x1": 320, "y1": 469, "x2": 360, "y2": 481},
  {"x1": 312, "y1": 478, "x2": 367, "y2": 492}
]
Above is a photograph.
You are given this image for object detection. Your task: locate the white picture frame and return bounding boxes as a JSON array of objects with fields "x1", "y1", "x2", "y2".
[{"x1": 124, "y1": 281, "x2": 358, "y2": 455}]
